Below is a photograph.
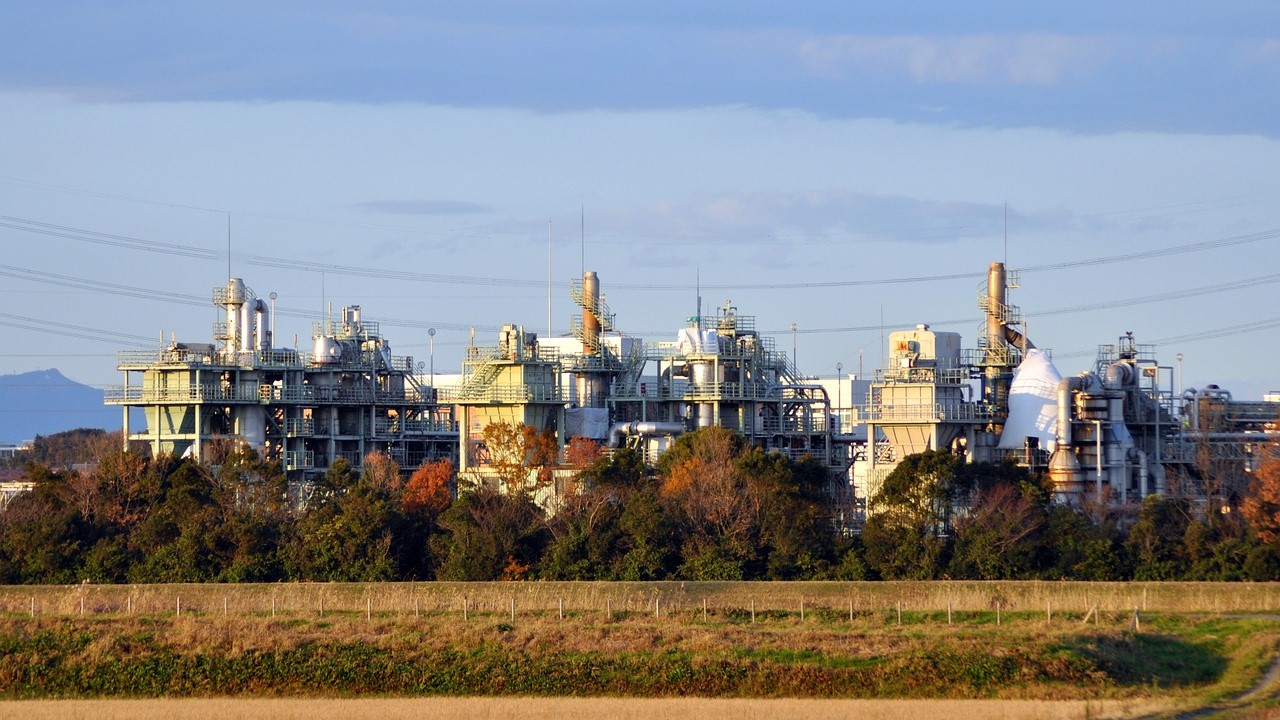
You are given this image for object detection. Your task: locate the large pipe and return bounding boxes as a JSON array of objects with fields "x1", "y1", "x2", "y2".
[
  {"x1": 1004, "y1": 325, "x2": 1035, "y2": 352},
  {"x1": 253, "y1": 299, "x2": 269, "y2": 351},
  {"x1": 607, "y1": 421, "x2": 685, "y2": 448}
]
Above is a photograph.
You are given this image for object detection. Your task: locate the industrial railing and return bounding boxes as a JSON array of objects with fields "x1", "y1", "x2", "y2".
[
  {"x1": 283, "y1": 450, "x2": 314, "y2": 470},
  {"x1": 103, "y1": 383, "x2": 262, "y2": 404},
  {"x1": 283, "y1": 418, "x2": 315, "y2": 436},
  {"x1": 373, "y1": 418, "x2": 458, "y2": 436},
  {"x1": 849, "y1": 402, "x2": 995, "y2": 423},
  {"x1": 439, "y1": 385, "x2": 562, "y2": 404}
]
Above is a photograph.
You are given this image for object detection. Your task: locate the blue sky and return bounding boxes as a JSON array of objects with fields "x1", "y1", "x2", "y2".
[{"x1": 2, "y1": 2, "x2": 1279, "y2": 400}]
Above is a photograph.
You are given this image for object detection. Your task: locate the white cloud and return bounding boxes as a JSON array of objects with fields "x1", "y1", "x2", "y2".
[{"x1": 798, "y1": 33, "x2": 1115, "y2": 86}]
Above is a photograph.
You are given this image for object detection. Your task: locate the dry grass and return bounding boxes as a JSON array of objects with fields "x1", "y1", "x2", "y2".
[
  {"x1": 3, "y1": 580, "x2": 1279, "y2": 619},
  {"x1": 0, "y1": 697, "x2": 1176, "y2": 720}
]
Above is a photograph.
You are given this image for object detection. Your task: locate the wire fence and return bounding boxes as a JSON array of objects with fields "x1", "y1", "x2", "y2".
[{"x1": 2, "y1": 581, "x2": 1278, "y2": 624}]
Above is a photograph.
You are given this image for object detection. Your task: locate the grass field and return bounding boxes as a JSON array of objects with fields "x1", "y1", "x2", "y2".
[
  {"x1": 0, "y1": 581, "x2": 1277, "y2": 715},
  {"x1": 3, "y1": 580, "x2": 1279, "y2": 618}
]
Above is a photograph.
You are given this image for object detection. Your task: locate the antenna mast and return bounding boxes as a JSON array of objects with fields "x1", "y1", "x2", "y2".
[{"x1": 547, "y1": 219, "x2": 553, "y2": 338}]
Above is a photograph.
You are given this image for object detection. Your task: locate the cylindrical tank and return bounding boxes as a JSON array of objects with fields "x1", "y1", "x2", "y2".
[
  {"x1": 239, "y1": 298, "x2": 255, "y2": 353},
  {"x1": 225, "y1": 278, "x2": 246, "y2": 351},
  {"x1": 691, "y1": 361, "x2": 716, "y2": 388},
  {"x1": 582, "y1": 271, "x2": 600, "y2": 355},
  {"x1": 313, "y1": 335, "x2": 342, "y2": 364}
]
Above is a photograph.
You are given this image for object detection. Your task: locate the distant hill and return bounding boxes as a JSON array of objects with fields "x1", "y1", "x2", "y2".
[{"x1": 0, "y1": 369, "x2": 124, "y2": 444}]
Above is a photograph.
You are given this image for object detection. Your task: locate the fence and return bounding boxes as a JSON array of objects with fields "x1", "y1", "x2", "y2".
[{"x1": 3, "y1": 581, "x2": 1278, "y2": 622}]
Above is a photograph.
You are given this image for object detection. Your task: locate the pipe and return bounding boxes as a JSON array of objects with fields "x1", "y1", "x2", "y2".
[
  {"x1": 1104, "y1": 362, "x2": 1134, "y2": 390},
  {"x1": 1135, "y1": 448, "x2": 1149, "y2": 498},
  {"x1": 1003, "y1": 325, "x2": 1035, "y2": 352},
  {"x1": 607, "y1": 421, "x2": 686, "y2": 448},
  {"x1": 253, "y1": 299, "x2": 269, "y2": 352}
]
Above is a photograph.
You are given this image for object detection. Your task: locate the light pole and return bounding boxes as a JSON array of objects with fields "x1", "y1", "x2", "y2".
[
  {"x1": 268, "y1": 291, "x2": 277, "y2": 348},
  {"x1": 428, "y1": 328, "x2": 436, "y2": 396},
  {"x1": 790, "y1": 322, "x2": 798, "y2": 372},
  {"x1": 1176, "y1": 352, "x2": 1184, "y2": 415},
  {"x1": 835, "y1": 362, "x2": 843, "y2": 433}
]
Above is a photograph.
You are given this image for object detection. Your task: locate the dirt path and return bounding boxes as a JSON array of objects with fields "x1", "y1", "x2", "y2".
[{"x1": 1162, "y1": 614, "x2": 1280, "y2": 719}]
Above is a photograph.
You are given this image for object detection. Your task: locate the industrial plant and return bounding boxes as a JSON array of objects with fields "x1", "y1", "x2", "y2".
[{"x1": 105, "y1": 262, "x2": 1277, "y2": 523}]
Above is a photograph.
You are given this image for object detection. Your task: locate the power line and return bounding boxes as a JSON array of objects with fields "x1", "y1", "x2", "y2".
[{"x1": 0, "y1": 215, "x2": 219, "y2": 260}]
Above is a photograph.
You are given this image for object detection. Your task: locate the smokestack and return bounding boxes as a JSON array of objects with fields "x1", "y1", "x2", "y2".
[{"x1": 582, "y1": 270, "x2": 601, "y2": 355}]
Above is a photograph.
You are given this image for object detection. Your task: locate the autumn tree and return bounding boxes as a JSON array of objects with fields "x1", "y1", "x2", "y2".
[
  {"x1": 403, "y1": 459, "x2": 455, "y2": 515},
  {"x1": 1243, "y1": 451, "x2": 1280, "y2": 544},
  {"x1": 481, "y1": 421, "x2": 558, "y2": 495}
]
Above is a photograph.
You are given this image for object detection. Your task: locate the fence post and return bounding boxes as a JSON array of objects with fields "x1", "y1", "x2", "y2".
[
  {"x1": 176, "y1": 596, "x2": 181, "y2": 617},
  {"x1": 224, "y1": 596, "x2": 228, "y2": 617},
  {"x1": 751, "y1": 599, "x2": 755, "y2": 624},
  {"x1": 30, "y1": 596, "x2": 34, "y2": 618},
  {"x1": 897, "y1": 600, "x2": 902, "y2": 626},
  {"x1": 510, "y1": 597, "x2": 515, "y2": 623},
  {"x1": 463, "y1": 597, "x2": 468, "y2": 623},
  {"x1": 947, "y1": 601, "x2": 952, "y2": 625},
  {"x1": 559, "y1": 598, "x2": 564, "y2": 620},
  {"x1": 606, "y1": 598, "x2": 611, "y2": 621},
  {"x1": 654, "y1": 597, "x2": 659, "y2": 619},
  {"x1": 80, "y1": 597, "x2": 84, "y2": 616},
  {"x1": 849, "y1": 599, "x2": 854, "y2": 624},
  {"x1": 996, "y1": 601, "x2": 1001, "y2": 626},
  {"x1": 367, "y1": 597, "x2": 372, "y2": 621},
  {"x1": 800, "y1": 597, "x2": 805, "y2": 622},
  {"x1": 703, "y1": 598, "x2": 708, "y2": 622},
  {"x1": 1047, "y1": 601, "x2": 1051, "y2": 625},
  {"x1": 126, "y1": 595, "x2": 131, "y2": 615}
]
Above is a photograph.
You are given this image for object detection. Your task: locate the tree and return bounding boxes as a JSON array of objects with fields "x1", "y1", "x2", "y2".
[
  {"x1": 284, "y1": 455, "x2": 400, "y2": 581},
  {"x1": 127, "y1": 459, "x2": 225, "y2": 583},
  {"x1": 861, "y1": 450, "x2": 973, "y2": 579},
  {"x1": 481, "y1": 422, "x2": 558, "y2": 495},
  {"x1": 1126, "y1": 495, "x2": 1191, "y2": 580},
  {"x1": 432, "y1": 486, "x2": 548, "y2": 580},
  {"x1": 403, "y1": 460, "x2": 455, "y2": 515},
  {"x1": 1243, "y1": 451, "x2": 1280, "y2": 544},
  {"x1": 950, "y1": 481, "x2": 1048, "y2": 579}
]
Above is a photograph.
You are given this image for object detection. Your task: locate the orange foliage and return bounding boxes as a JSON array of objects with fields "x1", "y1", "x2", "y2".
[
  {"x1": 502, "y1": 554, "x2": 530, "y2": 580},
  {"x1": 403, "y1": 460, "x2": 455, "y2": 514},
  {"x1": 1243, "y1": 453, "x2": 1280, "y2": 544},
  {"x1": 565, "y1": 437, "x2": 604, "y2": 471}
]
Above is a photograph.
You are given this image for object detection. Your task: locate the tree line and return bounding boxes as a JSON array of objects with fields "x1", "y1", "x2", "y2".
[{"x1": 2, "y1": 425, "x2": 1279, "y2": 584}]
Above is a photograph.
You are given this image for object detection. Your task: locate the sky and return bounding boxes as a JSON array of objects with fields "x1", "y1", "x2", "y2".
[{"x1": 1, "y1": 2, "x2": 1279, "y2": 403}]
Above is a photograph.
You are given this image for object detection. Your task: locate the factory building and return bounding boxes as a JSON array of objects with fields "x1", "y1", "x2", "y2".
[
  {"x1": 104, "y1": 264, "x2": 1277, "y2": 524},
  {"x1": 105, "y1": 279, "x2": 456, "y2": 481}
]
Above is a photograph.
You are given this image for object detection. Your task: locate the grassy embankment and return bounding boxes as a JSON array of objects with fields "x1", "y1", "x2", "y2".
[{"x1": 0, "y1": 581, "x2": 1276, "y2": 705}]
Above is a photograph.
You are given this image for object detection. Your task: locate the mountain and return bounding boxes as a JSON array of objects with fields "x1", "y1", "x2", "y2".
[{"x1": 0, "y1": 369, "x2": 123, "y2": 444}]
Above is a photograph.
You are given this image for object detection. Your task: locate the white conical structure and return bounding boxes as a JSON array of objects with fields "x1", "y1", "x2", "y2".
[{"x1": 998, "y1": 348, "x2": 1063, "y2": 451}]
